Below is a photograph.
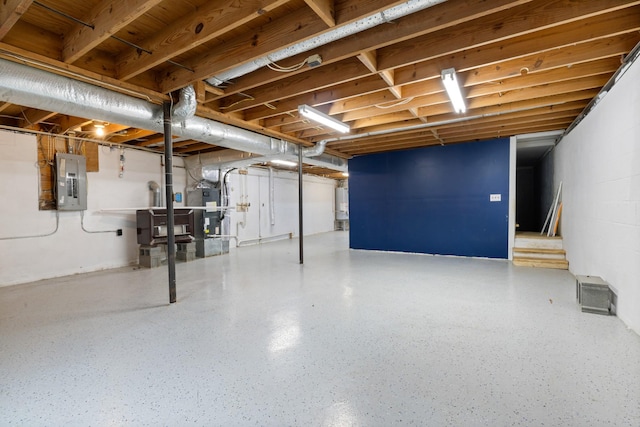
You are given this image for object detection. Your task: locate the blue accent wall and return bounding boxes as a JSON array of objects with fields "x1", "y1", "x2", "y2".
[{"x1": 349, "y1": 138, "x2": 510, "y2": 258}]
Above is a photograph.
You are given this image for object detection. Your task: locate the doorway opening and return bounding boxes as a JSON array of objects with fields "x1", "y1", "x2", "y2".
[{"x1": 515, "y1": 131, "x2": 562, "y2": 233}]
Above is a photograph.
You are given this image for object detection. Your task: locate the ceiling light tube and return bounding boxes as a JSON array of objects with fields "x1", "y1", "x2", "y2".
[
  {"x1": 271, "y1": 159, "x2": 298, "y2": 167},
  {"x1": 298, "y1": 104, "x2": 350, "y2": 133},
  {"x1": 441, "y1": 68, "x2": 466, "y2": 114}
]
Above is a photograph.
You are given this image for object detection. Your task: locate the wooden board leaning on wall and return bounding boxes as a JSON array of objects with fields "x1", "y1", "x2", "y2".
[{"x1": 37, "y1": 135, "x2": 99, "y2": 210}]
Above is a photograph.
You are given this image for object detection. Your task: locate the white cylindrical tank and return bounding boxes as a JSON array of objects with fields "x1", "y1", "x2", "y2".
[{"x1": 335, "y1": 187, "x2": 349, "y2": 221}]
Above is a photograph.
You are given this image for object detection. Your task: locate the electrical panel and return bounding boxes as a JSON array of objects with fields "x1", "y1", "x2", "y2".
[{"x1": 55, "y1": 153, "x2": 87, "y2": 211}]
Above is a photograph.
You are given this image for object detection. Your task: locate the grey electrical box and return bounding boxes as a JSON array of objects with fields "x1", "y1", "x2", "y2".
[
  {"x1": 187, "y1": 187, "x2": 221, "y2": 238},
  {"x1": 187, "y1": 187, "x2": 223, "y2": 258},
  {"x1": 55, "y1": 153, "x2": 87, "y2": 211}
]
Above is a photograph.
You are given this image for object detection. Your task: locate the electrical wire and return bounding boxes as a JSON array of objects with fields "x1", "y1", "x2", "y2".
[
  {"x1": 266, "y1": 58, "x2": 308, "y2": 72},
  {"x1": 0, "y1": 125, "x2": 177, "y2": 156},
  {"x1": 220, "y1": 167, "x2": 237, "y2": 222},
  {"x1": 80, "y1": 210, "x2": 118, "y2": 234},
  {"x1": 0, "y1": 211, "x2": 59, "y2": 240},
  {"x1": 374, "y1": 97, "x2": 415, "y2": 109},
  {"x1": 219, "y1": 92, "x2": 255, "y2": 110}
]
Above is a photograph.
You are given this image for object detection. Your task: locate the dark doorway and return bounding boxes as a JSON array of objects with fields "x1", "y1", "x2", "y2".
[{"x1": 515, "y1": 132, "x2": 561, "y2": 232}]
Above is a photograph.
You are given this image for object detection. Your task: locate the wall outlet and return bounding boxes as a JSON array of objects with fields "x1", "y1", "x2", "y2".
[{"x1": 490, "y1": 194, "x2": 501, "y2": 202}]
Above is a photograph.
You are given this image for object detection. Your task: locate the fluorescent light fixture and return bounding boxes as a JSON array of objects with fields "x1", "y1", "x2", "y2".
[
  {"x1": 441, "y1": 68, "x2": 466, "y2": 113},
  {"x1": 298, "y1": 104, "x2": 350, "y2": 133},
  {"x1": 271, "y1": 159, "x2": 298, "y2": 167}
]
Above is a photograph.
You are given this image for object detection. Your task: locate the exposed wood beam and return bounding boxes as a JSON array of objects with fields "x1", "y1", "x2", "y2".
[
  {"x1": 400, "y1": 33, "x2": 636, "y2": 99},
  {"x1": 19, "y1": 108, "x2": 57, "y2": 129},
  {"x1": 107, "y1": 129, "x2": 157, "y2": 144},
  {"x1": 0, "y1": 0, "x2": 32, "y2": 40},
  {"x1": 195, "y1": 106, "x2": 340, "y2": 153},
  {"x1": 420, "y1": 88, "x2": 599, "y2": 124},
  {"x1": 55, "y1": 116, "x2": 93, "y2": 133},
  {"x1": 204, "y1": 82, "x2": 225, "y2": 97},
  {"x1": 304, "y1": 0, "x2": 336, "y2": 27},
  {"x1": 159, "y1": 5, "x2": 329, "y2": 93},
  {"x1": 357, "y1": 50, "x2": 377, "y2": 73},
  {"x1": 327, "y1": 89, "x2": 598, "y2": 142},
  {"x1": 341, "y1": 120, "x2": 574, "y2": 155},
  {"x1": 63, "y1": 0, "x2": 164, "y2": 64},
  {"x1": 454, "y1": 74, "x2": 610, "y2": 113},
  {"x1": 221, "y1": 57, "x2": 370, "y2": 113},
  {"x1": 337, "y1": 101, "x2": 587, "y2": 148},
  {"x1": 175, "y1": 142, "x2": 218, "y2": 154},
  {"x1": 116, "y1": 0, "x2": 288, "y2": 81},
  {"x1": 134, "y1": 135, "x2": 166, "y2": 147},
  {"x1": 194, "y1": 81, "x2": 206, "y2": 104},
  {"x1": 262, "y1": 89, "x2": 393, "y2": 129},
  {"x1": 466, "y1": 58, "x2": 619, "y2": 98},
  {"x1": 159, "y1": 0, "x2": 409, "y2": 93},
  {"x1": 233, "y1": 9, "x2": 639, "y2": 124},
  {"x1": 211, "y1": 0, "x2": 534, "y2": 100},
  {"x1": 464, "y1": 35, "x2": 638, "y2": 87},
  {"x1": 333, "y1": 53, "x2": 619, "y2": 122},
  {"x1": 377, "y1": 0, "x2": 640, "y2": 71},
  {"x1": 393, "y1": 6, "x2": 640, "y2": 86},
  {"x1": 244, "y1": 75, "x2": 388, "y2": 121}
]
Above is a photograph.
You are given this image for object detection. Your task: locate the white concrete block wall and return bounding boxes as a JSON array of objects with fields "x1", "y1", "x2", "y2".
[
  {"x1": 554, "y1": 58, "x2": 640, "y2": 334},
  {"x1": 0, "y1": 133, "x2": 338, "y2": 285},
  {"x1": 0, "y1": 132, "x2": 187, "y2": 286}
]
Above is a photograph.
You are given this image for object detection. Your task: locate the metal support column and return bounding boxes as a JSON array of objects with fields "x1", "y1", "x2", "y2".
[
  {"x1": 298, "y1": 145, "x2": 304, "y2": 265},
  {"x1": 163, "y1": 101, "x2": 177, "y2": 303}
]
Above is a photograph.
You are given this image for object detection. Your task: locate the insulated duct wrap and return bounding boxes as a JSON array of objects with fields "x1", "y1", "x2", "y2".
[
  {"x1": 171, "y1": 84, "x2": 197, "y2": 122},
  {"x1": 301, "y1": 139, "x2": 327, "y2": 157},
  {"x1": 0, "y1": 58, "x2": 338, "y2": 164},
  {"x1": 0, "y1": 60, "x2": 162, "y2": 130},
  {"x1": 207, "y1": 0, "x2": 446, "y2": 85}
]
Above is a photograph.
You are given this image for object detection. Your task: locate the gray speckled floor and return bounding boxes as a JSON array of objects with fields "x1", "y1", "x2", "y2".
[{"x1": 1, "y1": 231, "x2": 639, "y2": 426}]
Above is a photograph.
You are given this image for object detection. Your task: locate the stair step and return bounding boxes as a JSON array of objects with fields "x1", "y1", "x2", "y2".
[
  {"x1": 513, "y1": 256, "x2": 569, "y2": 270},
  {"x1": 513, "y1": 247, "x2": 566, "y2": 254},
  {"x1": 514, "y1": 232, "x2": 564, "y2": 250},
  {"x1": 513, "y1": 247, "x2": 566, "y2": 260}
]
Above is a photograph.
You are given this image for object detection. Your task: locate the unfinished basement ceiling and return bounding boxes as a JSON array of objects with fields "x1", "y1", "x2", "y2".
[{"x1": 0, "y1": 0, "x2": 639, "y2": 175}]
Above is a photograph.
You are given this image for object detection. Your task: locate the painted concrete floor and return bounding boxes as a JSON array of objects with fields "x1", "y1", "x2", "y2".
[{"x1": 1, "y1": 231, "x2": 639, "y2": 426}]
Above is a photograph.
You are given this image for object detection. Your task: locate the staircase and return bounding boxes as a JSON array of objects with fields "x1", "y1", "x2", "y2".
[{"x1": 513, "y1": 232, "x2": 568, "y2": 270}]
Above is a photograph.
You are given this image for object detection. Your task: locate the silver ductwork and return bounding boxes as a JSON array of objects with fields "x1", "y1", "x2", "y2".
[
  {"x1": 0, "y1": 58, "x2": 268, "y2": 155},
  {"x1": 0, "y1": 58, "x2": 341, "y2": 169},
  {"x1": 148, "y1": 181, "x2": 162, "y2": 207},
  {"x1": 171, "y1": 84, "x2": 196, "y2": 122},
  {"x1": 301, "y1": 139, "x2": 327, "y2": 157},
  {"x1": 207, "y1": 0, "x2": 446, "y2": 86}
]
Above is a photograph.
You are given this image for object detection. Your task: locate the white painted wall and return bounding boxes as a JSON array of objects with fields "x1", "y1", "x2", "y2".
[
  {"x1": 224, "y1": 167, "x2": 336, "y2": 246},
  {"x1": 553, "y1": 58, "x2": 640, "y2": 334},
  {"x1": 0, "y1": 132, "x2": 187, "y2": 286},
  {"x1": 0, "y1": 133, "x2": 338, "y2": 285}
]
